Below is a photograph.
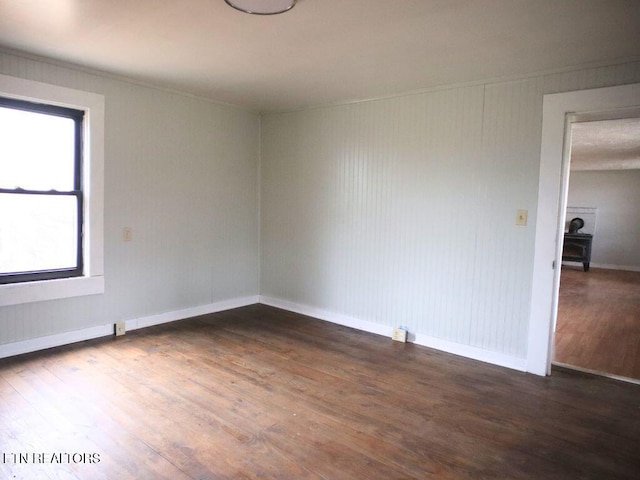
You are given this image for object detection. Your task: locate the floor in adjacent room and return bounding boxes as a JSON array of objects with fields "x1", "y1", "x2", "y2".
[
  {"x1": 1, "y1": 304, "x2": 639, "y2": 479},
  {"x1": 554, "y1": 266, "x2": 640, "y2": 381}
]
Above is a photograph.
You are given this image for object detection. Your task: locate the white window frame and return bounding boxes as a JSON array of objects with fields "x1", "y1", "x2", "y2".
[{"x1": 0, "y1": 74, "x2": 104, "y2": 306}]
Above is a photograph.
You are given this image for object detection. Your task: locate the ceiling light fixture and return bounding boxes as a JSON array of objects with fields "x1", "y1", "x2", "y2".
[{"x1": 224, "y1": 0, "x2": 296, "y2": 15}]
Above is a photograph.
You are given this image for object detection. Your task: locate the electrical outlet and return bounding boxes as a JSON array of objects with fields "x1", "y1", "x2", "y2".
[
  {"x1": 115, "y1": 322, "x2": 126, "y2": 336},
  {"x1": 392, "y1": 327, "x2": 407, "y2": 343}
]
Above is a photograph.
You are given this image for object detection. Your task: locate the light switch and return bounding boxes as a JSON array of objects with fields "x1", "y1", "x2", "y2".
[
  {"x1": 516, "y1": 209, "x2": 528, "y2": 226},
  {"x1": 123, "y1": 227, "x2": 133, "y2": 242}
]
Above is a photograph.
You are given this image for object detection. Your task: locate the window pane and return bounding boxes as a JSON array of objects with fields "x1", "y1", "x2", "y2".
[
  {"x1": 0, "y1": 106, "x2": 76, "y2": 191},
  {"x1": 0, "y1": 193, "x2": 78, "y2": 274}
]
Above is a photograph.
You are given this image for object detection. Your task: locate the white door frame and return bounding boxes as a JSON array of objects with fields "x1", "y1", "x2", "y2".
[{"x1": 527, "y1": 83, "x2": 640, "y2": 376}]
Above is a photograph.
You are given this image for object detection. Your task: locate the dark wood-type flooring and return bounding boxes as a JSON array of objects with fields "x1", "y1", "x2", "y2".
[
  {"x1": 1, "y1": 304, "x2": 639, "y2": 479},
  {"x1": 554, "y1": 266, "x2": 640, "y2": 380}
]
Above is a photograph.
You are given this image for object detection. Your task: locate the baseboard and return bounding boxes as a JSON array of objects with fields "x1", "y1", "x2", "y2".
[
  {"x1": 2, "y1": 293, "x2": 528, "y2": 373},
  {"x1": 562, "y1": 261, "x2": 640, "y2": 272},
  {"x1": 0, "y1": 295, "x2": 259, "y2": 360},
  {"x1": 589, "y1": 263, "x2": 640, "y2": 272},
  {"x1": 124, "y1": 295, "x2": 260, "y2": 331},
  {"x1": 552, "y1": 361, "x2": 640, "y2": 385},
  {"x1": 0, "y1": 324, "x2": 113, "y2": 360},
  {"x1": 259, "y1": 296, "x2": 527, "y2": 373},
  {"x1": 259, "y1": 296, "x2": 390, "y2": 337},
  {"x1": 412, "y1": 332, "x2": 527, "y2": 372}
]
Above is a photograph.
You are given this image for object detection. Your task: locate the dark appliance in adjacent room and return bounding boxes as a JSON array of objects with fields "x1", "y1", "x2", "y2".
[{"x1": 562, "y1": 217, "x2": 593, "y2": 272}]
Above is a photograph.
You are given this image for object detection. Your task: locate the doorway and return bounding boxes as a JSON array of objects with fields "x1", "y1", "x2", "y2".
[
  {"x1": 552, "y1": 117, "x2": 640, "y2": 381},
  {"x1": 527, "y1": 82, "x2": 640, "y2": 377}
]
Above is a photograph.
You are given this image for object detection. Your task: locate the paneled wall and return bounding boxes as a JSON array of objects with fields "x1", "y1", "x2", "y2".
[
  {"x1": 568, "y1": 169, "x2": 640, "y2": 269},
  {"x1": 2, "y1": 47, "x2": 639, "y2": 369},
  {"x1": 261, "y1": 62, "x2": 640, "y2": 362},
  {"x1": 0, "y1": 51, "x2": 260, "y2": 345}
]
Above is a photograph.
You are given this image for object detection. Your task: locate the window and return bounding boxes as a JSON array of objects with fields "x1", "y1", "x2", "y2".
[
  {"x1": 0, "y1": 74, "x2": 104, "y2": 306},
  {"x1": 0, "y1": 97, "x2": 85, "y2": 284}
]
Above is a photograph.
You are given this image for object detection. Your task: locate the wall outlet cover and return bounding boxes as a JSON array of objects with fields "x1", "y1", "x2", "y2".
[
  {"x1": 115, "y1": 322, "x2": 126, "y2": 336},
  {"x1": 392, "y1": 327, "x2": 407, "y2": 343}
]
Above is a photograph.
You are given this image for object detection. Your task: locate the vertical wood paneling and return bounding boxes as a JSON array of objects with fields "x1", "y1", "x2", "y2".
[
  {"x1": 2, "y1": 48, "x2": 639, "y2": 361},
  {"x1": 261, "y1": 61, "x2": 640, "y2": 359},
  {"x1": 0, "y1": 51, "x2": 260, "y2": 345},
  {"x1": 472, "y1": 77, "x2": 545, "y2": 356},
  {"x1": 262, "y1": 86, "x2": 488, "y2": 346}
]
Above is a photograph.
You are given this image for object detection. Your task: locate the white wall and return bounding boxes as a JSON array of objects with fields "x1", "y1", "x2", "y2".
[
  {"x1": 261, "y1": 61, "x2": 640, "y2": 365},
  {"x1": 2, "y1": 47, "x2": 640, "y2": 371},
  {"x1": 0, "y1": 51, "x2": 260, "y2": 347},
  {"x1": 568, "y1": 169, "x2": 640, "y2": 269}
]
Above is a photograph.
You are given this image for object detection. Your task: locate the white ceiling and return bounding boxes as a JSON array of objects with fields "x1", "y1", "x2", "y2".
[
  {"x1": 571, "y1": 118, "x2": 640, "y2": 170},
  {"x1": 1, "y1": 0, "x2": 639, "y2": 112}
]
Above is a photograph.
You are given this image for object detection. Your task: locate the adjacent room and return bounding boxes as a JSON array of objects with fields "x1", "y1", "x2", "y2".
[
  {"x1": 554, "y1": 117, "x2": 640, "y2": 380},
  {"x1": 1, "y1": 1, "x2": 639, "y2": 478}
]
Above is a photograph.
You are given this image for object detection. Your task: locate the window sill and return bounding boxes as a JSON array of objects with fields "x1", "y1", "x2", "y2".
[{"x1": 0, "y1": 275, "x2": 104, "y2": 307}]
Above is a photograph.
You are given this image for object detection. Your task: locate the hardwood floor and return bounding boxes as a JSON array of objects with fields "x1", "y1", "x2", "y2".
[
  {"x1": 1, "y1": 304, "x2": 639, "y2": 479},
  {"x1": 554, "y1": 266, "x2": 640, "y2": 380}
]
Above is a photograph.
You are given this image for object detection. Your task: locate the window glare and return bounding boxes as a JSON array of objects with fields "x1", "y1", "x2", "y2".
[
  {"x1": 0, "y1": 106, "x2": 75, "y2": 191},
  {"x1": 0, "y1": 193, "x2": 78, "y2": 274}
]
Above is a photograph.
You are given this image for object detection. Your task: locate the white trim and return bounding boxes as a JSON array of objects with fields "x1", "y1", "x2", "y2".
[
  {"x1": 3, "y1": 49, "x2": 639, "y2": 116},
  {"x1": 270, "y1": 57, "x2": 640, "y2": 114},
  {"x1": 0, "y1": 47, "x2": 257, "y2": 114},
  {"x1": 2, "y1": 293, "x2": 528, "y2": 372},
  {"x1": 592, "y1": 263, "x2": 640, "y2": 272},
  {"x1": 0, "y1": 276, "x2": 104, "y2": 307},
  {"x1": 562, "y1": 261, "x2": 640, "y2": 272},
  {"x1": 413, "y1": 333, "x2": 527, "y2": 372},
  {"x1": 0, "y1": 324, "x2": 113, "y2": 359},
  {"x1": 528, "y1": 83, "x2": 640, "y2": 376},
  {"x1": 124, "y1": 296, "x2": 259, "y2": 331},
  {"x1": 259, "y1": 296, "x2": 527, "y2": 372},
  {"x1": 0, "y1": 296, "x2": 259, "y2": 359},
  {"x1": 0, "y1": 74, "x2": 105, "y2": 306},
  {"x1": 552, "y1": 362, "x2": 640, "y2": 386},
  {"x1": 259, "y1": 296, "x2": 390, "y2": 337}
]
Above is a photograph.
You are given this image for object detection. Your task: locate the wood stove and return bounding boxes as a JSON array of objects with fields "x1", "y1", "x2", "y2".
[{"x1": 562, "y1": 217, "x2": 593, "y2": 271}]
